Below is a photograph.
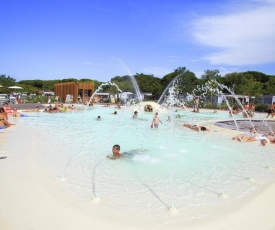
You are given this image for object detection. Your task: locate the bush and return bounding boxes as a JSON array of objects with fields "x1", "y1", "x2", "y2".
[
  {"x1": 217, "y1": 104, "x2": 229, "y2": 110},
  {"x1": 103, "y1": 98, "x2": 111, "y2": 103},
  {"x1": 255, "y1": 103, "x2": 268, "y2": 112}
]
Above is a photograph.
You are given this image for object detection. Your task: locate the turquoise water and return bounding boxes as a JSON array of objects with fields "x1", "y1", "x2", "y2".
[{"x1": 19, "y1": 105, "x2": 275, "y2": 221}]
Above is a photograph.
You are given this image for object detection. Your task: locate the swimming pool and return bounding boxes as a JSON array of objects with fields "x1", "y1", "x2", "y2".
[{"x1": 18, "y1": 105, "x2": 275, "y2": 222}]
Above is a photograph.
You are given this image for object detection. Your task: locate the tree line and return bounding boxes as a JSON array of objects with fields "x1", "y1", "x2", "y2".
[{"x1": 1, "y1": 67, "x2": 275, "y2": 99}]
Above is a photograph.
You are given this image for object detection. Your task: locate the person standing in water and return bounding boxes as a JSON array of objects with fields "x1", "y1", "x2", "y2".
[
  {"x1": 152, "y1": 115, "x2": 162, "y2": 128},
  {"x1": 266, "y1": 102, "x2": 275, "y2": 118},
  {"x1": 193, "y1": 96, "x2": 200, "y2": 112}
]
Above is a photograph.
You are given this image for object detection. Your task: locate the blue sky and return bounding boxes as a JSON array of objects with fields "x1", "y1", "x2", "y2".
[{"x1": 1, "y1": 0, "x2": 275, "y2": 82}]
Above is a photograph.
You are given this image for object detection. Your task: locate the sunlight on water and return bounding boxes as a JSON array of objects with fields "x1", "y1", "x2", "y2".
[{"x1": 20, "y1": 105, "x2": 275, "y2": 221}]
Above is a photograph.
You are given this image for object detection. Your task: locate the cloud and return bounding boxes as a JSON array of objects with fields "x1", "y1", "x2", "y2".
[{"x1": 192, "y1": 1, "x2": 275, "y2": 66}]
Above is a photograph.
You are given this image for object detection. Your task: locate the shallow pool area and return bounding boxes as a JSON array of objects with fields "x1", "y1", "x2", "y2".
[{"x1": 16, "y1": 105, "x2": 275, "y2": 222}]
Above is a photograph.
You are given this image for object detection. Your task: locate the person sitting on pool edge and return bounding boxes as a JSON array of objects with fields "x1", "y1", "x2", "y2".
[
  {"x1": 12, "y1": 108, "x2": 27, "y2": 117},
  {"x1": 106, "y1": 144, "x2": 124, "y2": 160},
  {"x1": 183, "y1": 123, "x2": 210, "y2": 132}
]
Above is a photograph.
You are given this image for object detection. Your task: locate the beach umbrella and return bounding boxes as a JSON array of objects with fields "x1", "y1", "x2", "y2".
[
  {"x1": 8, "y1": 86, "x2": 23, "y2": 96},
  {"x1": 8, "y1": 86, "x2": 23, "y2": 89}
]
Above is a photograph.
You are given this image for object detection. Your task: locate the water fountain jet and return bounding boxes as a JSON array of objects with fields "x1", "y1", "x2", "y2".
[{"x1": 87, "y1": 81, "x2": 122, "y2": 106}]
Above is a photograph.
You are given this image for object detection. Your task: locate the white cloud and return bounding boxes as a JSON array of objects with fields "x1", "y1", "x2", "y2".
[{"x1": 192, "y1": 1, "x2": 275, "y2": 65}]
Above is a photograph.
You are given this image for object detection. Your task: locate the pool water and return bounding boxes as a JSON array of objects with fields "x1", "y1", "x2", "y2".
[{"x1": 19, "y1": 105, "x2": 275, "y2": 221}]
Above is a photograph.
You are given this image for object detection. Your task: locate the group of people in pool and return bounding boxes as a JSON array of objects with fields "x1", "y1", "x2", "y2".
[
  {"x1": 97, "y1": 108, "x2": 164, "y2": 130},
  {"x1": 229, "y1": 102, "x2": 275, "y2": 119},
  {"x1": 0, "y1": 103, "x2": 32, "y2": 129},
  {"x1": 1, "y1": 102, "x2": 86, "y2": 129},
  {"x1": 107, "y1": 130, "x2": 274, "y2": 161},
  {"x1": 0, "y1": 103, "x2": 44, "y2": 129},
  {"x1": 100, "y1": 103, "x2": 275, "y2": 160},
  {"x1": 183, "y1": 123, "x2": 274, "y2": 146},
  {"x1": 228, "y1": 102, "x2": 256, "y2": 118},
  {"x1": 43, "y1": 102, "x2": 77, "y2": 113}
]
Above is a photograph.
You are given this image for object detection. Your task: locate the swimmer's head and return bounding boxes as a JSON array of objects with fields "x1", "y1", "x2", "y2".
[
  {"x1": 113, "y1": 144, "x2": 120, "y2": 150},
  {"x1": 112, "y1": 145, "x2": 121, "y2": 156},
  {"x1": 250, "y1": 127, "x2": 256, "y2": 133},
  {"x1": 200, "y1": 127, "x2": 207, "y2": 131}
]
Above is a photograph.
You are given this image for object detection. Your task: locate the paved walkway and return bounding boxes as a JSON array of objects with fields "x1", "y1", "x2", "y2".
[
  {"x1": 215, "y1": 119, "x2": 275, "y2": 134},
  {"x1": 6, "y1": 103, "x2": 46, "y2": 110}
]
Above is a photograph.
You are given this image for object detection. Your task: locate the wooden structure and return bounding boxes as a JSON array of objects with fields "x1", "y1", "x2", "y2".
[{"x1": 54, "y1": 82, "x2": 94, "y2": 103}]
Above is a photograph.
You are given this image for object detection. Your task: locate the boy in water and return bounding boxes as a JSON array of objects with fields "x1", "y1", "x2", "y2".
[
  {"x1": 132, "y1": 111, "x2": 138, "y2": 119},
  {"x1": 152, "y1": 115, "x2": 162, "y2": 128},
  {"x1": 106, "y1": 145, "x2": 124, "y2": 160}
]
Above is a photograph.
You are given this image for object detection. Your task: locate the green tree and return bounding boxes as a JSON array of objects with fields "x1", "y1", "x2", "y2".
[
  {"x1": 134, "y1": 73, "x2": 163, "y2": 99},
  {"x1": 220, "y1": 72, "x2": 242, "y2": 93},
  {"x1": 111, "y1": 75, "x2": 135, "y2": 92},
  {"x1": 61, "y1": 78, "x2": 78, "y2": 82},
  {"x1": 161, "y1": 67, "x2": 199, "y2": 99},
  {"x1": 244, "y1": 71, "x2": 270, "y2": 83},
  {"x1": 201, "y1": 70, "x2": 221, "y2": 82},
  {"x1": 221, "y1": 72, "x2": 266, "y2": 97},
  {"x1": 161, "y1": 67, "x2": 187, "y2": 87},
  {"x1": 0, "y1": 74, "x2": 16, "y2": 85},
  {"x1": 263, "y1": 76, "x2": 275, "y2": 94},
  {"x1": 177, "y1": 70, "x2": 198, "y2": 94}
]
